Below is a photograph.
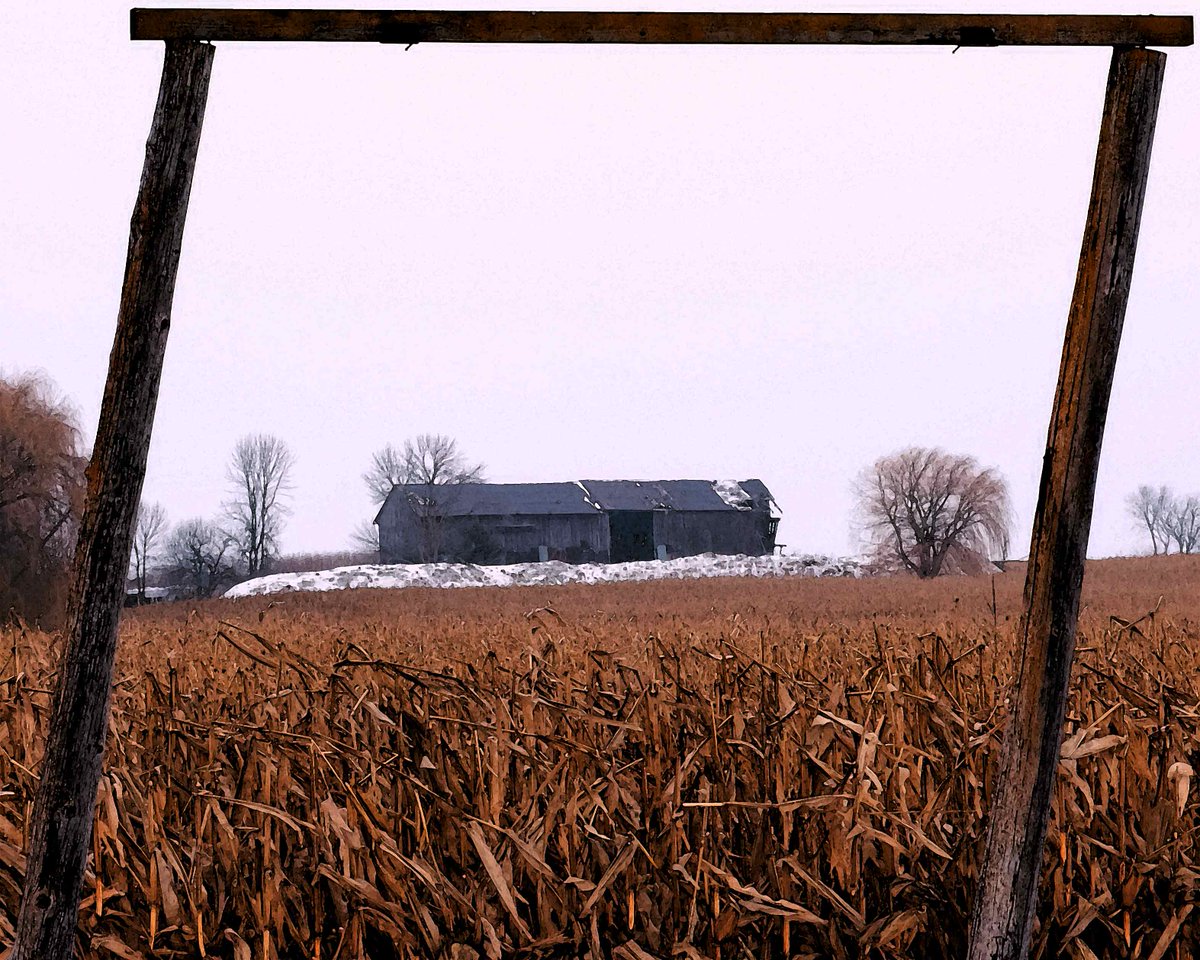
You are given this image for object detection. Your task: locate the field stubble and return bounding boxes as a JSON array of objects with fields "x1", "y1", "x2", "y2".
[{"x1": 1, "y1": 557, "x2": 1199, "y2": 959}]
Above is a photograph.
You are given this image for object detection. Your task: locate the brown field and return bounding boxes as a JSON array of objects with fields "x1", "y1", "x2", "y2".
[{"x1": 2, "y1": 556, "x2": 1199, "y2": 959}]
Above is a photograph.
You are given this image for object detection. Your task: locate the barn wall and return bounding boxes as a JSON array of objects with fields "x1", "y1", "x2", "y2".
[
  {"x1": 377, "y1": 499, "x2": 776, "y2": 564},
  {"x1": 654, "y1": 509, "x2": 775, "y2": 558},
  {"x1": 378, "y1": 503, "x2": 606, "y2": 564},
  {"x1": 377, "y1": 503, "x2": 420, "y2": 563},
  {"x1": 456, "y1": 514, "x2": 607, "y2": 564}
]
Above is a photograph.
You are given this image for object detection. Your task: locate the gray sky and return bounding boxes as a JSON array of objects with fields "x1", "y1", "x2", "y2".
[{"x1": 5, "y1": 1, "x2": 1197, "y2": 560}]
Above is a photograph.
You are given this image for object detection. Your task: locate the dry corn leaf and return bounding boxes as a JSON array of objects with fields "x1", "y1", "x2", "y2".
[
  {"x1": 814, "y1": 711, "x2": 865, "y2": 737},
  {"x1": 466, "y1": 820, "x2": 532, "y2": 940},
  {"x1": 862, "y1": 908, "x2": 924, "y2": 949},
  {"x1": 1146, "y1": 903, "x2": 1194, "y2": 960},
  {"x1": 703, "y1": 861, "x2": 825, "y2": 925},
  {"x1": 614, "y1": 942, "x2": 662, "y2": 960},
  {"x1": 93, "y1": 937, "x2": 147, "y2": 960},
  {"x1": 1060, "y1": 733, "x2": 1126, "y2": 761},
  {"x1": 582, "y1": 839, "x2": 636, "y2": 913},
  {"x1": 208, "y1": 794, "x2": 314, "y2": 835},
  {"x1": 154, "y1": 849, "x2": 183, "y2": 927},
  {"x1": 1167, "y1": 762, "x2": 1194, "y2": 817},
  {"x1": 784, "y1": 857, "x2": 865, "y2": 930},
  {"x1": 223, "y1": 929, "x2": 253, "y2": 960},
  {"x1": 362, "y1": 700, "x2": 395, "y2": 725}
]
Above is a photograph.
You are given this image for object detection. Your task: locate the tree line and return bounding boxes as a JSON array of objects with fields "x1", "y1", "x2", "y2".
[
  {"x1": 130, "y1": 434, "x2": 296, "y2": 600},
  {"x1": 126, "y1": 432, "x2": 484, "y2": 597},
  {"x1": 0, "y1": 367, "x2": 488, "y2": 618},
  {"x1": 137, "y1": 433, "x2": 484, "y2": 595},
  {"x1": 0, "y1": 367, "x2": 299, "y2": 616},
  {"x1": 3, "y1": 367, "x2": 1195, "y2": 622},
  {"x1": 1127, "y1": 485, "x2": 1200, "y2": 555}
]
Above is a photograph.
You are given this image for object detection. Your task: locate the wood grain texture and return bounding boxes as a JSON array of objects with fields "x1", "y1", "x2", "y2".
[
  {"x1": 11, "y1": 40, "x2": 215, "y2": 960},
  {"x1": 967, "y1": 45, "x2": 1166, "y2": 960},
  {"x1": 130, "y1": 9, "x2": 1194, "y2": 46}
]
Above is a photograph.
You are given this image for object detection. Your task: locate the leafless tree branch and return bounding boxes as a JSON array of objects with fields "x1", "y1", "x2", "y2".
[
  {"x1": 854, "y1": 446, "x2": 1012, "y2": 578},
  {"x1": 225, "y1": 434, "x2": 294, "y2": 575},
  {"x1": 364, "y1": 434, "x2": 485, "y2": 562},
  {"x1": 129, "y1": 501, "x2": 168, "y2": 601}
]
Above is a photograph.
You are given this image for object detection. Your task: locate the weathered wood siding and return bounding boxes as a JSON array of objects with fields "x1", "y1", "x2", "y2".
[
  {"x1": 654, "y1": 509, "x2": 775, "y2": 559},
  {"x1": 473, "y1": 514, "x2": 609, "y2": 564},
  {"x1": 377, "y1": 499, "x2": 776, "y2": 564},
  {"x1": 379, "y1": 509, "x2": 606, "y2": 564}
]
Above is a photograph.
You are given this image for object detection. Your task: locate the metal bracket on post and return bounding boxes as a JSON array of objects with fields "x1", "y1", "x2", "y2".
[
  {"x1": 12, "y1": 40, "x2": 215, "y2": 960},
  {"x1": 968, "y1": 44, "x2": 1166, "y2": 960}
]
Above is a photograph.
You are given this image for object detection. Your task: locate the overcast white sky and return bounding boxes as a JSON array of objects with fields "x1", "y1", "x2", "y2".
[{"x1": 4, "y1": 1, "x2": 1197, "y2": 560}]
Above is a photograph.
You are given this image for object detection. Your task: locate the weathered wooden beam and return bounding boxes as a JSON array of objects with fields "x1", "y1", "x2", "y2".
[
  {"x1": 130, "y1": 9, "x2": 1194, "y2": 46},
  {"x1": 967, "y1": 45, "x2": 1166, "y2": 960},
  {"x1": 12, "y1": 40, "x2": 215, "y2": 960}
]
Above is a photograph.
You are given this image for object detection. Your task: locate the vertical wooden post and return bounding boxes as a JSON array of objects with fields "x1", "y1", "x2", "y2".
[
  {"x1": 968, "y1": 45, "x2": 1165, "y2": 960},
  {"x1": 12, "y1": 40, "x2": 214, "y2": 960}
]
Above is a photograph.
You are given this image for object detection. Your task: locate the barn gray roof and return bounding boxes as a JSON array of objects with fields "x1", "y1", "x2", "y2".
[
  {"x1": 375, "y1": 479, "x2": 776, "y2": 521},
  {"x1": 582, "y1": 480, "x2": 743, "y2": 512}
]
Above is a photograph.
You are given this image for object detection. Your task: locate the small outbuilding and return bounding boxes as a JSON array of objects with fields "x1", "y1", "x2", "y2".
[{"x1": 374, "y1": 479, "x2": 780, "y2": 565}]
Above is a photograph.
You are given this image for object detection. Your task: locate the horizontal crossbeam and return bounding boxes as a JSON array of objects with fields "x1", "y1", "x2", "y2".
[{"x1": 130, "y1": 9, "x2": 1193, "y2": 47}]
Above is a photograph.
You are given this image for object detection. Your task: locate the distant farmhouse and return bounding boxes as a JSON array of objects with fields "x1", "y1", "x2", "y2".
[{"x1": 374, "y1": 479, "x2": 780, "y2": 565}]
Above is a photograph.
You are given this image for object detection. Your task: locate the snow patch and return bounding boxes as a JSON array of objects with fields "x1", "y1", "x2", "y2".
[
  {"x1": 574, "y1": 480, "x2": 603, "y2": 510},
  {"x1": 712, "y1": 480, "x2": 753, "y2": 510},
  {"x1": 224, "y1": 553, "x2": 862, "y2": 599}
]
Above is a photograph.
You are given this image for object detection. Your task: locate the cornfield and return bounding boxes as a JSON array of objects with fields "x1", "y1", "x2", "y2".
[{"x1": 2, "y1": 557, "x2": 1198, "y2": 959}]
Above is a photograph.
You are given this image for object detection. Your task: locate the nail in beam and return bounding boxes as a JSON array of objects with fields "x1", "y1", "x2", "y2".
[
  {"x1": 11, "y1": 39, "x2": 215, "y2": 960},
  {"x1": 967, "y1": 45, "x2": 1166, "y2": 960}
]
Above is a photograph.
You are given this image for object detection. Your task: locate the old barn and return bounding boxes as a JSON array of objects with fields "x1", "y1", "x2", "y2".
[{"x1": 374, "y1": 479, "x2": 779, "y2": 565}]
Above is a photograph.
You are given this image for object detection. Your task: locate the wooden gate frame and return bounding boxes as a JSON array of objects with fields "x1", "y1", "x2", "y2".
[{"x1": 12, "y1": 11, "x2": 1193, "y2": 960}]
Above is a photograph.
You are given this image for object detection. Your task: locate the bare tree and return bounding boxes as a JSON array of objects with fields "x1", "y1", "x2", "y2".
[
  {"x1": 1126, "y1": 484, "x2": 1172, "y2": 555},
  {"x1": 129, "y1": 501, "x2": 168, "y2": 601},
  {"x1": 363, "y1": 443, "x2": 407, "y2": 505},
  {"x1": 399, "y1": 434, "x2": 485, "y2": 562},
  {"x1": 1163, "y1": 494, "x2": 1200, "y2": 555},
  {"x1": 401, "y1": 433, "x2": 485, "y2": 487},
  {"x1": 0, "y1": 371, "x2": 87, "y2": 624},
  {"x1": 226, "y1": 434, "x2": 294, "y2": 575},
  {"x1": 350, "y1": 518, "x2": 380, "y2": 557},
  {"x1": 164, "y1": 518, "x2": 238, "y2": 598},
  {"x1": 364, "y1": 434, "x2": 485, "y2": 562},
  {"x1": 855, "y1": 446, "x2": 1012, "y2": 578}
]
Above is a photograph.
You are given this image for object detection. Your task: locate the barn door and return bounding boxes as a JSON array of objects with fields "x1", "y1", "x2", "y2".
[{"x1": 608, "y1": 511, "x2": 655, "y2": 562}]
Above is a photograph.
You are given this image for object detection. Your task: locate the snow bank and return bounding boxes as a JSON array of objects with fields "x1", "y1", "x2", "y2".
[{"x1": 224, "y1": 552, "x2": 862, "y2": 599}]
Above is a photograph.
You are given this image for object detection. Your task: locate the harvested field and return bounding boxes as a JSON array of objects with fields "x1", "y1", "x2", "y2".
[{"x1": 2, "y1": 556, "x2": 1199, "y2": 959}]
